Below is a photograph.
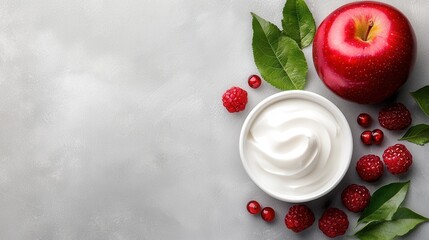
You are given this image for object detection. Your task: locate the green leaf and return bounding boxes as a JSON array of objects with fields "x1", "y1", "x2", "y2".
[
  {"x1": 358, "y1": 181, "x2": 410, "y2": 224},
  {"x1": 354, "y1": 207, "x2": 429, "y2": 240},
  {"x1": 281, "y1": 0, "x2": 316, "y2": 48},
  {"x1": 251, "y1": 13, "x2": 307, "y2": 90},
  {"x1": 400, "y1": 124, "x2": 429, "y2": 146},
  {"x1": 411, "y1": 85, "x2": 429, "y2": 117}
]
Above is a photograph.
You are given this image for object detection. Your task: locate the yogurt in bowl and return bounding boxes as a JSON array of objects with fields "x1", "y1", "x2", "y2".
[{"x1": 239, "y1": 90, "x2": 353, "y2": 202}]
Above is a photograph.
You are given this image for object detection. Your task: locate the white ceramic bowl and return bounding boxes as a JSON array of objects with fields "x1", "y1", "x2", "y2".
[{"x1": 239, "y1": 90, "x2": 352, "y2": 202}]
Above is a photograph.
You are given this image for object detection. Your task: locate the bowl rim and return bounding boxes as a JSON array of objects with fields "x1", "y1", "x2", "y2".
[{"x1": 239, "y1": 90, "x2": 353, "y2": 202}]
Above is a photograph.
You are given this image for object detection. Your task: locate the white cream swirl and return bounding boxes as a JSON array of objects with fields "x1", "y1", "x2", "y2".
[{"x1": 242, "y1": 92, "x2": 352, "y2": 202}]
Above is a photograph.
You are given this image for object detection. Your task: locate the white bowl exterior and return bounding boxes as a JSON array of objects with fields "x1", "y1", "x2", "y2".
[{"x1": 239, "y1": 90, "x2": 353, "y2": 202}]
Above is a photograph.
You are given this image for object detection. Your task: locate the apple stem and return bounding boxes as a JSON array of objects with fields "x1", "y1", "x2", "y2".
[{"x1": 364, "y1": 20, "x2": 374, "y2": 41}]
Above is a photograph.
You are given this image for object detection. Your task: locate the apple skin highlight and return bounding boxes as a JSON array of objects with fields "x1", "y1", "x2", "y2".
[{"x1": 313, "y1": 1, "x2": 416, "y2": 104}]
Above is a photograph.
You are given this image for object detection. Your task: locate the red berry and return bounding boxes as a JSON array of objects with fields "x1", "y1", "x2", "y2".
[
  {"x1": 222, "y1": 86, "x2": 248, "y2": 113},
  {"x1": 341, "y1": 184, "x2": 371, "y2": 213},
  {"x1": 318, "y1": 208, "x2": 349, "y2": 238},
  {"x1": 246, "y1": 200, "x2": 261, "y2": 215},
  {"x1": 360, "y1": 130, "x2": 373, "y2": 145},
  {"x1": 378, "y1": 103, "x2": 412, "y2": 130},
  {"x1": 248, "y1": 75, "x2": 262, "y2": 89},
  {"x1": 357, "y1": 113, "x2": 372, "y2": 127},
  {"x1": 356, "y1": 154, "x2": 384, "y2": 182},
  {"x1": 372, "y1": 129, "x2": 384, "y2": 144},
  {"x1": 285, "y1": 205, "x2": 315, "y2": 233},
  {"x1": 383, "y1": 144, "x2": 413, "y2": 175},
  {"x1": 261, "y1": 207, "x2": 275, "y2": 222}
]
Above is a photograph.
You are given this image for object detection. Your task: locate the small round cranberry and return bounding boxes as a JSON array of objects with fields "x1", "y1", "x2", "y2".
[
  {"x1": 246, "y1": 200, "x2": 261, "y2": 215},
  {"x1": 372, "y1": 129, "x2": 384, "y2": 144},
  {"x1": 248, "y1": 75, "x2": 262, "y2": 89},
  {"x1": 261, "y1": 207, "x2": 275, "y2": 222},
  {"x1": 361, "y1": 130, "x2": 373, "y2": 145},
  {"x1": 357, "y1": 113, "x2": 372, "y2": 127}
]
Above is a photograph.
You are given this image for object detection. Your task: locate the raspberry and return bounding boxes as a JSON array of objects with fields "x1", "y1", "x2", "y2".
[
  {"x1": 356, "y1": 154, "x2": 384, "y2": 182},
  {"x1": 383, "y1": 144, "x2": 413, "y2": 175},
  {"x1": 285, "y1": 205, "x2": 315, "y2": 233},
  {"x1": 222, "y1": 87, "x2": 248, "y2": 113},
  {"x1": 318, "y1": 208, "x2": 349, "y2": 238},
  {"x1": 341, "y1": 184, "x2": 371, "y2": 212},
  {"x1": 378, "y1": 103, "x2": 412, "y2": 130}
]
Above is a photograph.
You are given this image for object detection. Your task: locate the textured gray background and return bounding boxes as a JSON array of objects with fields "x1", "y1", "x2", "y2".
[{"x1": 1, "y1": 0, "x2": 429, "y2": 239}]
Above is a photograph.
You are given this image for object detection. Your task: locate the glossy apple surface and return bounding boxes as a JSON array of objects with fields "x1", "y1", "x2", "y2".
[{"x1": 313, "y1": 1, "x2": 416, "y2": 104}]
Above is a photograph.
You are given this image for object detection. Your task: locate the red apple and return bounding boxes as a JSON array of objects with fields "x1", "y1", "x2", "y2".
[{"x1": 313, "y1": 1, "x2": 416, "y2": 104}]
